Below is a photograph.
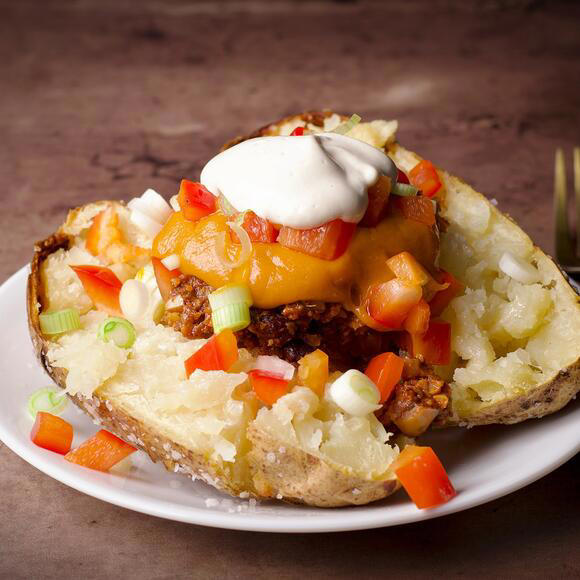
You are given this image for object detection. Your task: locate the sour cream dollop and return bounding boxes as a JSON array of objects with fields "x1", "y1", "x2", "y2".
[{"x1": 200, "y1": 132, "x2": 398, "y2": 229}]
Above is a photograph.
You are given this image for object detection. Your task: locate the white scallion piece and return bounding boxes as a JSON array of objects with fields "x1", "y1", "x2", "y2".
[
  {"x1": 120, "y1": 279, "x2": 151, "y2": 321},
  {"x1": 329, "y1": 369, "x2": 381, "y2": 416},
  {"x1": 141, "y1": 188, "x2": 173, "y2": 222},
  {"x1": 129, "y1": 209, "x2": 163, "y2": 238},
  {"x1": 169, "y1": 194, "x2": 180, "y2": 212},
  {"x1": 498, "y1": 252, "x2": 540, "y2": 285},
  {"x1": 161, "y1": 253, "x2": 180, "y2": 270},
  {"x1": 253, "y1": 355, "x2": 295, "y2": 381},
  {"x1": 216, "y1": 222, "x2": 253, "y2": 269}
]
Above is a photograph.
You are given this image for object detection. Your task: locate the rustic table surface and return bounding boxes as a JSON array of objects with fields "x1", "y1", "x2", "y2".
[{"x1": 1, "y1": 1, "x2": 578, "y2": 578}]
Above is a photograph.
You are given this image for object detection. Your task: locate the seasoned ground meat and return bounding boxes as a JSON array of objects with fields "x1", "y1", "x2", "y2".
[{"x1": 162, "y1": 274, "x2": 397, "y2": 370}]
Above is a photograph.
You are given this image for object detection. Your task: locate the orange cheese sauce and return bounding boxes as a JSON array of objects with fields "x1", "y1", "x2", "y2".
[{"x1": 153, "y1": 212, "x2": 438, "y2": 327}]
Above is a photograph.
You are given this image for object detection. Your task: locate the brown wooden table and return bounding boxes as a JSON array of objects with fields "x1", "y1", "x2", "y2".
[{"x1": 1, "y1": 1, "x2": 578, "y2": 578}]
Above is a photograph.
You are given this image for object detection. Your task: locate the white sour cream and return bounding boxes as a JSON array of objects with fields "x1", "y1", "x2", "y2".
[{"x1": 200, "y1": 132, "x2": 398, "y2": 229}]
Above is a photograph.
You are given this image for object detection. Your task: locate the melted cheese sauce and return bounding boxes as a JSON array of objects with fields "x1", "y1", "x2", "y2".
[{"x1": 153, "y1": 212, "x2": 438, "y2": 327}]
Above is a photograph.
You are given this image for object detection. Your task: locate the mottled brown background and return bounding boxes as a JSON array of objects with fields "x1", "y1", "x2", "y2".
[{"x1": 1, "y1": 0, "x2": 578, "y2": 578}]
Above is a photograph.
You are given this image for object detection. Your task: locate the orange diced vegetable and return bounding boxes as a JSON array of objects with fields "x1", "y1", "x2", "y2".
[
  {"x1": 70, "y1": 265, "x2": 122, "y2": 316},
  {"x1": 409, "y1": 160, "x2": 442, "y2": 198},
  {"x1": 65, "y1": 429, "x2": 136, "y2": 472},
  {"x1": 239, "y1": 211, "x2": 278, "y2": 243},
  {"x1": 152, "y1": 256, "x2": 181, "y2": 302},
  {"x1": 392, "y1": 195, "x2": 436, "y2": 226},
  {"x1": 178, "y1": 180, "x2": 216, "y2": 222},
  {"x1": 360, "y1": 175, "x2": 391, "y2": 227},
  {"x1": 429, "y1": 270, "x2": 464, "y2": 317},
  {"x1": 364, "y1": 352, "x2": 404, "y2": 403},
  {"x1": 392, "y1": 445, "x2": 456, "y2": 509},
  {"x1": 297, "y1": 349, "x2": 329, "y2": 397},
  {"x1": 249, "y1": 371, "x2": 290, "y2": 406},
  {"x1": 30, "y1": 412, "x2": 73, "y2": 455},
  {"x1": 367, "y1": 279, "x2": 423, "y2": 329},
  {"x1": 409, "y1": 320, "x2": 451, "y2": 365},
  {"x1": 184, "y1": 329, "x2": 238, "y2": 377},
  {"x1": 386, "y1": 251, "x2": 431, "y2": 286},
  {"x1": 403, "y1": 299, "x2": 431, "y2": 335},
  {"x1": 278, "y1": 219, "x2": 356, "y2": 260}
]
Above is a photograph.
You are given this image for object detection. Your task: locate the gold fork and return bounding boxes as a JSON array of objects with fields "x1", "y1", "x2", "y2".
[{"x1": 554, "y1": 147, "x2": 580, "y2": 275}]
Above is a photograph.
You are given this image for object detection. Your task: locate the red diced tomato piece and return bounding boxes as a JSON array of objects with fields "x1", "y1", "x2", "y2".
[
  {"x1": 249, "y1": 371, "x2": 290, "y2": 406},
  {"x1": 152, "y1": 256, "x2": 181, "y2": 301},
  {"x1": 403, "y1": 299, "x2": 431, "y2": 335},
  {"x1": 364, "y1": 352, "x2": 404, "y2": 403},
  {"x1": 409, "y1": 320, "x2": 451, "y2": 365},
  {"x1": 290, "y1": 127, "x2": 304, "y2": 136},
  {"x1": 65, "y1": 430, "x2": 136, "y2": 472},
  {"x1": 278, "y1": 219, "x2": 356, "y2": 260},
  {"x1": 409, "y1": 160, "x2": 442, "y2": 198},
  {"x1": 392, "y1": 195, "x2": 436, "y2": 226},
  {"x1": 184, "y1": 329, "x2": 238, "y2": 377},
  {"x1": 30, "y1": 412, "x2": 73, "y2": 455},
  {"x1": 367, "y1": 279, "x2": 423, "y2": 329},
  {"x1": 392, "y1": 445, "x2": 456, "y2": 509},
  {"x1": 178, "y1": 180, "x2": 216, "y2": 222},
  {"x1": 240, "y1": 211, "x2": 278, "y2": 243},
  {"x1": 360, "y1": 175, "x2": 392, "y2": 227},
  {"x1": 429, "y1": 271, "x2": 464, "y2": 316},
  {"x1": 70, "y1": 265, "x2": 122, "y2": 316}
]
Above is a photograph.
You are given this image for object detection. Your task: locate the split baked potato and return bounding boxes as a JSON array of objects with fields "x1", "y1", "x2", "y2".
[{"x1": 26, "y1": 112, "x2": 580, "y2": 508}]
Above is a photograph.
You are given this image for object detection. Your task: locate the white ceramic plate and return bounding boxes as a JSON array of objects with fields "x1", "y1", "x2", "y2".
[{"x1": 1, "y1": 266, "x2": 578, "y2": 533}]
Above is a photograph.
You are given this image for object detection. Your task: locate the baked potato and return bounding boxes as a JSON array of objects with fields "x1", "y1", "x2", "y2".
[{"x1": 26, "y1": 112, "x2": 579, "y2": 508}]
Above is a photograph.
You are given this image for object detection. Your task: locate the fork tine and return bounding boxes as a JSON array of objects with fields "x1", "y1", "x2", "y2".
[
  {"x1": 554, "y1": 148, "x2": 574, "y2": 265},
  {"x1": 574, "y1": 147, "x2": 580, "y2": 256}
]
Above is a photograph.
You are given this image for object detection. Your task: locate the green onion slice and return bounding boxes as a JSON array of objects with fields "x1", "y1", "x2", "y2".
[
  {"x1": 98, "y1": 317, "x2": 136, "y2": 349},
  {"x1": 28, "y1": 387, "x2": 68, "y2": 418},
  {"x1": 392, "y1": 183, "x2": 420, "y2": 197},
  {"x1": 212, "y1": 303, "x2": 251, "y2": 334},
  {"x1": 208, "y1": 284, "x2": 253, "y2": 311},
  {"x1": 333, "y1": 113, "x2": 362, "y2": 135},
  {"x1": 218, "y1": 194, "x2": 237, "y2": 216},
  {"x1": 39, "y1": 308, "x2": 81, "y2": 335}
]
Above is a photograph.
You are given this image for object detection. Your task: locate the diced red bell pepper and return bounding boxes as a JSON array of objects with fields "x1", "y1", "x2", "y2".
[
  {"x1": 409, "y1": 320, "x2": 451, "y2": 365},
  {"x1": 30, "y1": 411, "x2": 73, "y2": 455},
  {"x1": 397, "y1": 168, "x2": 410, "y2": 184},
  {"x1": 364, "y1": 352, "x2": 404, "y2": 403},
  {"x1": 178, "y1": 180, "x2": 216, "y2": 222},
  {"x1": 65, "y1": 429, "x2": 136, "y2": 472},
  {"x1": 290, "y1": 127, "x2": 304, "y2": 136},
  {"x1": 184, "y1": 329, "x2": 238, "y2": 377},
  {"x1": 239, "y1": 211, "x2": 278, "y2": 243},
  {"x1": 403, "y1": 299, "x2": 431, "y2": 335},
  {"x1": 367, "y1": 279, "x2": 423, "y2": 329},
  {"x1": 409, "y1": 160, "x2": 442, "y2": 198},
  {"x1": 386, "y1": 251, "x2": 431, "y2": 286},
  {"x1": 277, "y1": 219, "x2": 356, "y2": 260},
  {"x1": 70, "y1": 265, "x2": 122, "y2": 315},
  {"x1": 429, "y1": 271, "x2": 464, "y2": 317},
  {"x1": 392, "y1": 445, "x2": 456, "y2": 509},
  {"x1": 360, "y1": 175, "x2": 392, "y2": 227},
  {"x1": 152, "y1": 256, "x2": 181, "y2": 302},
  {"x1": 249, "y1": 370, "x2": 290, "y2": 406},
  {"x1": 392, "y1": 196, "x2": 436, "y2": 227}
]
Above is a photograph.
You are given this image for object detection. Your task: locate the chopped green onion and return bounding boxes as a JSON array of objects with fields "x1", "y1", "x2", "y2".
[
  {"x1": 212, "y1": 303, "x2": 251, "y2": 333},
  {"x1": 208, "y1": 284, "x2": 253, "y2": 310},
  {"x1": 218, "y1": 194, "x2": 237, "y2": 216},
  {"x1": 333, "y1": 114, "x2": 362, "y2": 135},
  {"x1": 28, "y1": 387, "x2": 68, "y2": 418},
  {"x1": 392, "y1": 183, "x2": 420, "y2": 197},
  {"x1": 39, "y1": 308, "x2": 81, "y2": 335},
  {"x1": 98, "y1": 317, "x2": 136, "y2": 349}
]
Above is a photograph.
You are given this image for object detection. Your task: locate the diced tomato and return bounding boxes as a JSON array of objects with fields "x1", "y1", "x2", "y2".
[
  {"x1": 178, "y1": 180, "x2": 216, "y2": 222},
  {"x1": 70, "y1": 265, "x2": 122, "y2": 316},
  {"x1": 403, "y1": 299, "x2": 431, "y2": 335},
  {"x1": 386, "y1": 251, "x2": 431, "y2": 286},
  {"x1": 152, "y1": 256, "x2": 181, "y2": 301},
  {"x1": 408, "y1": 320, "x2": 451, "y2": 365},
  {"x1": 392, "y1": 196, "x2": 436, "y2": 226},
  {"x1": 429, "y1": 271, "x2": 464, "y2": 317},
  {"x1": 30, "y1": 412, "x2": 73, "y2": 455},
  {"x1": 290, "y1": 127, "x2": 304, "y2": 136},
  {"x1": 409, "y1": 160, "x2": 442, "y2": 198},
  {"x1": 297, "y1": 349, "x2": 329, "y2": 397},
  {"x1": 367, "y1": 279, "x2": 423, "y2": 329},
  {"x1": 249, "y1": 371, "x2": 290, "y2": 406},
  {"x1": 397, "y1": 168, "x2": 410, "y2": 184},
  {"x1": 278, "y1": 219, "x2": 356, "y2": 260},
  {"x1": 184, "y1": 329, "x2": 238, "y2": 377},
  {"x1": 239, "y1": 211, "x2": 278, "y2": 243},
  {"x1": 360, "y1": 175, "x2": 392, "y2": 227},
  {"x1": 364, "y1": 352, "x2": 404, "y2": 403},
  {"x1": 392, "y1": 445, "x2": 456, "y2": 509},
  {"x1": 65, "y1": 429, "x2": 136, "y2": 472}
]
